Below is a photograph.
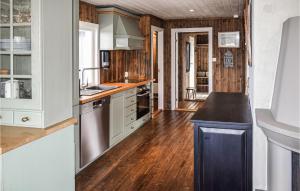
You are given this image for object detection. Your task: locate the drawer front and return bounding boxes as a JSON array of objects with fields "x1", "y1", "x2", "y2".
[
  {"x1": 0, "y1": 110, "x2": 13, "y2": 125},
  {"x1": 125, "y1": 104, "x2": 136, "y2": 116},
  {"x1": 14, "y1": 111, "x2": 42, "y2": 127},
  {"x1": 125, "y1": 88, "x2": 136, "y2": 98},
  {"x1": 124, "y1": 112, "x2": 136, "y2": 126},
  {"x1": 125, "y1": 121, "x2": 139, "y2": 135},
  {"x1": 125, "y1": 95, "x2": 136, "y2": 107}
]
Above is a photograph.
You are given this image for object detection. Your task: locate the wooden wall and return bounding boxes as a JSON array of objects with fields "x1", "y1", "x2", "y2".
[
  {"x1": 163, "y1": 18, "x2": 246, "y2": 109},
  {"x1": 99, "y1": 15, "x2": 164, "y2": 83},
  {"x1": 100, "y1": 50, "x2": 148, "y2": 83},
  {"x1": 79, "y1": 1, "x2": 97, "y2": 24}
]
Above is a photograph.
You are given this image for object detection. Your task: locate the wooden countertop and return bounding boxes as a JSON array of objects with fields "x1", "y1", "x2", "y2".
[
  {"x1": 80, "y1": 80, "x2": 153, "y2": 105},
  {"x1": 0, "y1": 117, "x2": 77, "y2": 155},
  {"x1": 191, "y1": 92, "x2": 252, "y2": 128}
]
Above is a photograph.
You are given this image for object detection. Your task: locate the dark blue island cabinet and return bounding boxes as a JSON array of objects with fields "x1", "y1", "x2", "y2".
[{"x1": 191, "y1": 92, "x2": 253, "y2": 191}]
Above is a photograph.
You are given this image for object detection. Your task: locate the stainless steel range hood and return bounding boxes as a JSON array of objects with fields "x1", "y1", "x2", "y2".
[{"x1": 98, "y1": 7, "x2": 145, "y2": 50}]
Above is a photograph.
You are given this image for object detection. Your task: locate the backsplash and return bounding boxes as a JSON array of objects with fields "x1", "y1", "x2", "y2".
[{"x1": 100, "y1": 50, "x2": 150, "y2": 83}]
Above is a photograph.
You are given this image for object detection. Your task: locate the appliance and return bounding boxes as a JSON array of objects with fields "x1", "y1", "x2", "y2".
[
  {"x1": 136, "y1": 85, "x2": 150, "y2": 119},
  {"x1": 98, "y1": 7, "x2": 145, "y2": 50},
  {"x1": 100, "y1": 51, "x2": 110, "y2": 68},
  {"x1": 80, "y1": 96, "x2": 110, "y2": 168}
]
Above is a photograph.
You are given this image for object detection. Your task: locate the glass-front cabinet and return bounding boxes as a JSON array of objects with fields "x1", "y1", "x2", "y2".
[
  {"x1": 0, "y1": 0, "x2": 33, "y2": 100},
  {"x1": 0, "y1": 0, "x2": 42, "y2": 127},
  {"x1": 0, "y1": 0, "x2": 73, "y2": 128}
]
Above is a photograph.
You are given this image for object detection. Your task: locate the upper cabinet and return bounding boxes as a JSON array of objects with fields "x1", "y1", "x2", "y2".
[{"x1": 0, "y1": 0, "x2": 73, "y2": 128}]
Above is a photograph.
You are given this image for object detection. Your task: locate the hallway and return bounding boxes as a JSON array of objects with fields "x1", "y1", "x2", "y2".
[{"x1": 76, "y1": 111, "x2": 196, "y2": 191}]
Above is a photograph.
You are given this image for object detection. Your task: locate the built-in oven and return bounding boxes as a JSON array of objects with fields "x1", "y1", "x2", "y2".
[{"x1": 136, "y1": 85, "x2": 150, "y2": 119}]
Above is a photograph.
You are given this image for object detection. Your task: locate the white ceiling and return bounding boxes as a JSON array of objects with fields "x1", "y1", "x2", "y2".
[{"x1": 83, "y1": 0, "x2": 244, "y2": 19}]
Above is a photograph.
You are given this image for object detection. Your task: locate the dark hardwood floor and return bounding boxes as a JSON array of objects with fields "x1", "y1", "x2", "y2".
[
  {"x1": 76, "y1": 111, "x2": 196, "y2": 191},
  {"x1": 177, "y1": 100, "x2": 204, "y2": 111}
]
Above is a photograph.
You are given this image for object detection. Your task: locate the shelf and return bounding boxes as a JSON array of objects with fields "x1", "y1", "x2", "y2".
[
  {"x1": 0, "y1": 51, "x2": 11, "y2": 54},
  {"x1": 13, "y1": 23, "x2": 31, "y2": 27},
  {"x1": 196, "y1": 77, "x2": 208, "y2": 79},
  {"x1": 197, "y1": 84, "x2": 208, "y2": 86},
  {"x1": 0, "y1": 23, "x2": 10, "y2": 27},
  {"x1": 13, "y1": 75, "x2": 32, "y2": 79},
  {"x1": 13, "y1": 51, "x2": 31, "y2": 55}
]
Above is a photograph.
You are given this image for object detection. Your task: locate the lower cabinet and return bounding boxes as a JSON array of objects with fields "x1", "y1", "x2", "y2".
[
  {"x1": 1, "y1": 126, "x2": 75, "y2": 191},
  {"x1": 110, "y1": 92, "x2": 125, "y2": 146},
  {"x1": 195, "y1": 127, "x2": 250, "y2": 191},
  {"x1": 109, "y1": 88, "x2": 150, "y2": 147}
]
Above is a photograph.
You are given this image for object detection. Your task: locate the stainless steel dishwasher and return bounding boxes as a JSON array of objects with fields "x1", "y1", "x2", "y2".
[{"x1": 80, "y1": 96, "x2": 110, "y2": 168}]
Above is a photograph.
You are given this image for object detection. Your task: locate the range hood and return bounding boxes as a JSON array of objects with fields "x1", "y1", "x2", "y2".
[{"x1": 98, "y1": 7, "x2": 145, "y2": 50}]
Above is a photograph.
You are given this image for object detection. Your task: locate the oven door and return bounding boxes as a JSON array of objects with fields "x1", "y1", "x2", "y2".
[{"x1": 136, "y1": 90, "x2": 150, "y2": 119}]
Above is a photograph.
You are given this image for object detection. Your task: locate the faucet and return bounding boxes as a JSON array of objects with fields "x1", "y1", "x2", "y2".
[{"x1": 81, "y1": 67, "x2": 100, "y2": 88}]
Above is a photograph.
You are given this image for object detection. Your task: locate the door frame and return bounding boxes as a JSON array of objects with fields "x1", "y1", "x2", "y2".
[
  {"x1": 151, "y1": 25, "x2": 164, "y2": 110},
  {"x1": 171, "y1": 27, "x2": 213, "y2": 110}
]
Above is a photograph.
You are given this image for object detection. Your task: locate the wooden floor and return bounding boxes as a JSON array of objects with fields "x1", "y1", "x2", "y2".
[
  {"x1": 177, "y1": 100, "x2": 204, "y2": 111},
  {"x1": 76, "y1": 111, "x2": 196, "y2": 191}
]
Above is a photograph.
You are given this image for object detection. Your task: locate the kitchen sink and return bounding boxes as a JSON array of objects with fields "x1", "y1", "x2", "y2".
[{"x1": 85, "y1": 85, "x2": 120, "y2": 91}]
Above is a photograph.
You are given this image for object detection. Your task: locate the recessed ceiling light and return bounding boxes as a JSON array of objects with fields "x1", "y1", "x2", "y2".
[
  {"x1": 189, "y1": 9, "x2": 195, "y2": 12},
  {"x1": 233, "y1": 14, "x2": 239, "y2": 18}
]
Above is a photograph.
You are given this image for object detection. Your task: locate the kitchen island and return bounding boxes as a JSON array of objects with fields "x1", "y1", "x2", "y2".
[{"x1": 191, "y1": 92, "x2": 252, "y2": 191}]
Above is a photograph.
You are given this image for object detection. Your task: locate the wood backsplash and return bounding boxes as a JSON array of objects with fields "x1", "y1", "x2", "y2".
[{"x1": 100, "y1": 50, "x2": 149, "y2": 83}]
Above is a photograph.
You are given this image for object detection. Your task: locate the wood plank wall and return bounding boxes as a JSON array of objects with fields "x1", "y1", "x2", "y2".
[
  {"x1": 79, "y1": 1, "x2": 97, "y2": 24},
  {"x1": 100, "y1": 15, "x2": 164, "y2": 83},
  {"x1": 163, "y1": 18, "x2": 245, "y2": 109}
]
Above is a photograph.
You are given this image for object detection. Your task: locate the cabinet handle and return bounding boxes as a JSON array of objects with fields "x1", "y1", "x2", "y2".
[
  {"x1": 131, "y1": 118, "x2": 134, "y2": 120},
  {"x1": 131, "y1": 109, "x2": 134, "y2": 112},
  {"x1": 21, "y1": 116, "x2": 30, "y2": 122},
  {"x1": 131, "y1": 126, "x2": 134, "y2": 129},
  {"x1": 0, "y1": 115, "x2": 2, "y2": 119}
]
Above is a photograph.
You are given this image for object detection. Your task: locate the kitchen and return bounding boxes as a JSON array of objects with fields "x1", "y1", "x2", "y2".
[{"x1": 0, "y1": 0, "x2": 299, "y2": 191}]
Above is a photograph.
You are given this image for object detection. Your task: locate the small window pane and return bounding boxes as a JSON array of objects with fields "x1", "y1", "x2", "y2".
[
  {"x1": 13, "y1": 26, "x2": 31, "y2": 51},
  {"x1": 0, "y1": 78, "x2": 11, "y2": 98},
  {"x1": 0, "y1": 0, "x2": 10, "y2": 24},
  {"x1": 13, "y1": 0, "x2": 31, "y2": 23},
  {"x1": 15, "y1": 78, "x2": 31, "y2": 99},
  {"x1": 0, "y1": 54, "x2": 10, "y2": 75},
  {"x1": 13, "y1": 54, "x2": 31, "y2": 75},
  {"x1": 0, "y1": 27, "x2": 11, "y2": 51}
]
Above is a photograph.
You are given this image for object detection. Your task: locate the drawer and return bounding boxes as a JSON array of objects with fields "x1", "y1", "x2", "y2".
[
  {"x1": 125, "y1": 88, "x2": 136, "y2": 98},
  {"x1": 125, "y1": 121, "x2": 138, "y2": 135},
  {"x1": 0, "y1": 110, "x2": 13, "y2": 125},
  {"x1": 124, "y1": 112, "x2": 136, "y2": 126},
  {"x1": 125, "y1": 95, "x2": 136, "y2": 107},
  {"x1": 125, "y1": 104, "x2": 136, "y2": 116},
  {"x1": 14, "y1": 111, "x2": 42, "y2": 127}
]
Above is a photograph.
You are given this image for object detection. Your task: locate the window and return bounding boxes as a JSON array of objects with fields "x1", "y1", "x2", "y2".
[{"x1": 79, "y1": 21, "x2": 99, "y2": 86}]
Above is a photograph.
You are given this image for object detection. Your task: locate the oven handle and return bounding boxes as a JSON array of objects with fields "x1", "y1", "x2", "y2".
[{"x1": 137, "y1": 91, "x2": 150, "y2": 97}]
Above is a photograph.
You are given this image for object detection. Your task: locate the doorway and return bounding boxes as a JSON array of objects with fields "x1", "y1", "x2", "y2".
[
  {"x1": 171, "y1": 27, "x2": 213, "y2": 110},
  {"x1": 151, "y1": 26, "x2": 164, "y2": 117}
]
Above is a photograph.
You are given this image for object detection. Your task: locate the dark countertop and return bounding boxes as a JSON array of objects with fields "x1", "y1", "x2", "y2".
[{"x1": 191, "y1": 92, "x2": 252, "y2": 128}]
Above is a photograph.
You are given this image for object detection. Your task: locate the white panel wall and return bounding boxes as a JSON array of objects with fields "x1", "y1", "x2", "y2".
[
  {"x1": 249, "y1": 0, "x2": 300, "y2": 190},
  {"x1": 1, "y1": 126, "x2": 75, "y2": 191},
  {"x1": 42, "y1": 0, "x2": 73, "y2": 127}
]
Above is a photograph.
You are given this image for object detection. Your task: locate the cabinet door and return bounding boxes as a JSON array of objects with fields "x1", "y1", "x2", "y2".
[
  {"x1": 198, "y1": 127, "x2": 247, "y2": 191},
  {"x1": 109, "y1": 93, "x2": 124, "y2": 146}
]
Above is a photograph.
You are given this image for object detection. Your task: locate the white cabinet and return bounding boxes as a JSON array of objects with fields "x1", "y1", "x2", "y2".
[
  {"x1": 0, "y1": 0, "x2": 73, "y2": 128},
  {"x1": 1, "y1": 125, "x2": 75, "y2": 191},
  {"x1": 109, "y1": 92, "x2": 125, "y2": 146}
]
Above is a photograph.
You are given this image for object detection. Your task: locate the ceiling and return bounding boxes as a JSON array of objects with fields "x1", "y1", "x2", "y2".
[{"x1": 83, "y1": 0, "x2": 244, "y2": 19}]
